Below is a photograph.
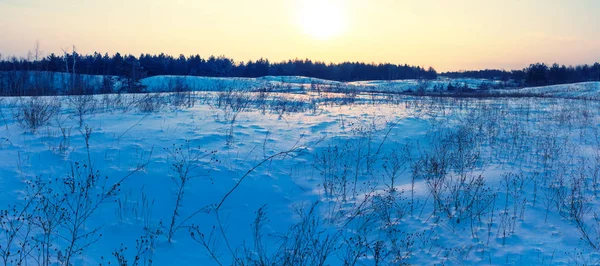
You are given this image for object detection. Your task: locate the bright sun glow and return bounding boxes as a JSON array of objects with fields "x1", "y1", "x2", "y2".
[{"x1": 298, "y1": 0, "x2": 346, "y2": 40}]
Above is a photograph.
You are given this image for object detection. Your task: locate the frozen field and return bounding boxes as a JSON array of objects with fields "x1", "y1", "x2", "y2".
[{"x1": 1, "y1": 88, "x2": 600, "y2": 265}]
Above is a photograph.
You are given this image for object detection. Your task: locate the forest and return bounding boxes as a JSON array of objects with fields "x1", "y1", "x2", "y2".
[
  {"x1": 444, "y1": 62, "x2": 600, "y2": 86},
  {"x1": 0, "y1": 52, "x2": 437, "y2": 82}
]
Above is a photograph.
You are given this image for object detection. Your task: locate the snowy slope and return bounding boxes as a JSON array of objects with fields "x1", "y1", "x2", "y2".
[{"x1": 500, "y1": 82, "x2": 600, "y2": 100}]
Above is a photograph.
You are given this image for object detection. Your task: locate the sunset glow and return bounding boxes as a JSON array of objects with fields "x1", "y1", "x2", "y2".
[{"x1": 0, "y1": 0, "x2": 599, "y2": 71}]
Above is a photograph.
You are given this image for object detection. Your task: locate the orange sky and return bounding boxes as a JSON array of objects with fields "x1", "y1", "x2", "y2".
[{"x1": 1, "y1": 0, "x2": 599, "y2": 71}]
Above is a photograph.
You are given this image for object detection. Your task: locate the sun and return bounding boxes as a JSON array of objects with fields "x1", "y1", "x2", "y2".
[{"x1": 298, "y1": 0, "x2": 346, "y2": 40}]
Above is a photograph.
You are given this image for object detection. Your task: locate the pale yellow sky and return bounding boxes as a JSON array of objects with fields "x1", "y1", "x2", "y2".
[{"x1": 1, "y1": 0, "x2": 599, "y2": 71}]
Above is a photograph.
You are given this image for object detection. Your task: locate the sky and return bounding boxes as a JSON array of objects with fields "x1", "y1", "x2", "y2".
[{"x1": 0, "y1": 0, "x2": 599, "y2": 72}]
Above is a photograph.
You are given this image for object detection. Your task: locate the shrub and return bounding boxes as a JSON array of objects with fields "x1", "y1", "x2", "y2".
[{"x1": 14, "y1": 96, "x2": 60, "y2": 133}]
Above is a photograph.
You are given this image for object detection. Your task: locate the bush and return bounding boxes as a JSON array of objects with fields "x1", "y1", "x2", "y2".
[{"x1": 14, "y1": 96, "x2": 60, "y2": 133}]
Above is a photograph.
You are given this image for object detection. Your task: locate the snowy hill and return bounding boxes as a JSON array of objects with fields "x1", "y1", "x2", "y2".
[
  {"x1": 3, "y1": 71, "x2": 600, "y2": 101},
  {"x1": 141, "y1": 75, "x2": 268, "y2": 92},
  {"x1": 500, "y1": 82, "x2": 600, "y2": 100}
]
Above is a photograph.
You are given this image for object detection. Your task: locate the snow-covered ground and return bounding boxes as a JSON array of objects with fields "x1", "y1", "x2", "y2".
[{"x1": 1, "y1": 82, "x2": 600, "y2": 265}]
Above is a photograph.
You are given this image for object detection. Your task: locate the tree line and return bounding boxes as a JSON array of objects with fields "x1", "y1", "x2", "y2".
[
  {"x1": 0, "y1": 52, "x2": 437, "y2": 82},
  {"x1": 444, "y1": 62, "x2": 600, "y2": 86}
]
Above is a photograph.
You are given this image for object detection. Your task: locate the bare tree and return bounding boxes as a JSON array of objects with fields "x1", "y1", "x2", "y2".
[
  {"x1": 29, "y1": 41, "x2": 45, "y2": 95},
  {"x1": 61, "y1": 45, "x2": 77, "y2": 93},
  {"x1": 33, "y1": 40, "x2": 41, "y2": 62}
]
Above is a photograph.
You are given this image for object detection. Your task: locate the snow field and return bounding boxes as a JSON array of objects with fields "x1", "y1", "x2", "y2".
[{"x1": 0, "y1": 88, "x2": 599, "y2": 265}]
